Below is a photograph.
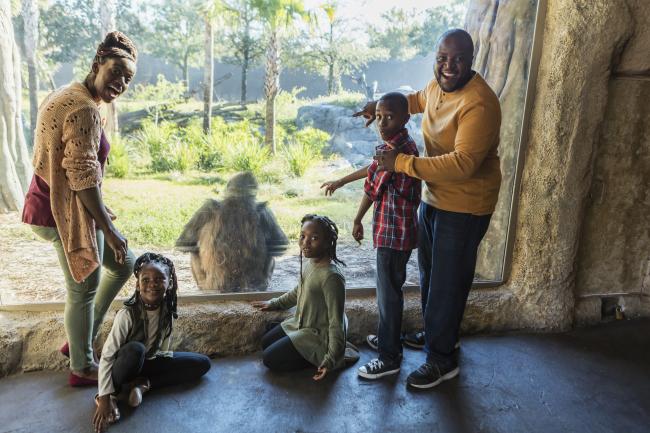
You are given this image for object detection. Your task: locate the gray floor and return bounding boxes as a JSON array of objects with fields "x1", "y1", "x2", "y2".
[{"x1": 1, "y1": 320, "x2": 649, "y2": 433}]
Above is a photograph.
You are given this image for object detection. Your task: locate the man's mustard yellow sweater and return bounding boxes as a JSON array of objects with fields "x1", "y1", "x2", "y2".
[{"x1": 396, "y1": 73, "x2": 502, "y2": 215}]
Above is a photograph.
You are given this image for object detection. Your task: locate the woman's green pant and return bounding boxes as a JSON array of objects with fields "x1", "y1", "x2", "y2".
[{"x1": 31, "y1": 225, "x2": 135, "y2": 371}]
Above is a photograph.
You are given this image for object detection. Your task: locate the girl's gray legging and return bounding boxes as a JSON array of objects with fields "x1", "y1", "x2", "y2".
[{"x1": 111, "y1": 341, "x2": 211, "y2": 391}]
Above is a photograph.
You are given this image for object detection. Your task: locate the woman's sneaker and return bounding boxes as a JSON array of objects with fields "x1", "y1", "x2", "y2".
[
  {"x1": 403, "y1": 332, "x2": 461, "y2": 350},
  {"x1": 366, "y1": 334, "x2": 379, "y2": 351},
  {"x1": 406, "y1": 362, "x2": 459, "y2": 389},
  {"x1": 358, "y1": 358, "x2": 400, "y2": 380}
]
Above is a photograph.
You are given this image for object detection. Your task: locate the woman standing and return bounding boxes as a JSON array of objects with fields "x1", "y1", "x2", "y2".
[{"x1": 22, "y1": 32, "x2": 138, "y2": 386}]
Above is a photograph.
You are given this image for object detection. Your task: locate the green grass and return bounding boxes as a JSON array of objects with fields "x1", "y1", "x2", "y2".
[{"x1": 103, "y1": 162, "x2": 369, "y2": 249}]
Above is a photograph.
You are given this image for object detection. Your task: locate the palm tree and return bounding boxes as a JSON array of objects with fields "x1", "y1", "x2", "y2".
[
  {"x1": 250, "y1": 0, "x2": 310, "y2": 153},
  {"x1": 201, "y1": 1, "x2": 224, "y2": 133}
]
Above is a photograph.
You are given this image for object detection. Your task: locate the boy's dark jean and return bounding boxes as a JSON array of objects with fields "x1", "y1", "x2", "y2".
[
  {"x1": 417, "y1": 203, "x2": 491, "y2": 369},
  {"x1": 376, "y1": 247, "x2": 412, "y2": 365}
]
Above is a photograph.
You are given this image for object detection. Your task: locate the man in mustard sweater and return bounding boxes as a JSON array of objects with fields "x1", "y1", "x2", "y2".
[{"x1": 354, "y1": 29, "x2": 501, "y2": 389}]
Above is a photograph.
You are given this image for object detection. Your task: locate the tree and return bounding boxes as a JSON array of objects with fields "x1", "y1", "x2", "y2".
[
  {"x1": 220, "y1": 0, "x2": 265, "y2": 104},
  {"x1": 99, "y1": 0, "x2": 119, "y2": 138},
  {"x1": 409, "y1": 2, "x2": 465, "y2": 57},
  {"x1": 369, "y1": 8, "x2": 419, "y2": 61},
  {"x1": 296, "y1": 3, "x2": 387, "y2": 95},
  {"x1": 250, "y1": 0, "x2": 310, "y2": 153},
  {"x1": 41, "y1": 0, "x2": 143, "y2": 78},
  {"x1": 20, "y1": 0, "x2": 38, "y2": 140},
  {"x1": 200, "y1": 1, "x2": 224, "y2": 133},
  {"x1": 1, "y1": 0, "x2": 32, "y2": 212},
  {"x1": 146, "y1": 0, "x2": 203, "y2": 95}
]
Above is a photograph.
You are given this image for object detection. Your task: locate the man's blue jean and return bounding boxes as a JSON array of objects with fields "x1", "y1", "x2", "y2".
[
  {"x1": 417, "y1": 203, "x2": 491, "y2": 368},
  {"x1": 376, "y1": 247, "x2": 412, "y2": 364}
]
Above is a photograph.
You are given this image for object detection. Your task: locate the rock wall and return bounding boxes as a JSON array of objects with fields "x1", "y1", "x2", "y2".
[
  {"x1": 573, "y1": 0, "x2": 650, "y2": 324},
  {"x1": 465, "y1": 0, "x2": 538, "y2": 280},
  {"x1": 0, "y1": 289, "x2": 515, "y2": 377},
  {"x1": 501, "y1": 0, "x2": 643, "y2": 329}
]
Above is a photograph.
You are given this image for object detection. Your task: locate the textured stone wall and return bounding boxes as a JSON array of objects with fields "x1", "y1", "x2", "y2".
[
  {"x1": 573, "y1": 0, "x2": 650, "y2": 324},
  {"x1": 501, "y1": 0, "x2": 645, "y2": 329},
  {"x1": 465, "y1": 0, "x2": 538, "y2": 280}
]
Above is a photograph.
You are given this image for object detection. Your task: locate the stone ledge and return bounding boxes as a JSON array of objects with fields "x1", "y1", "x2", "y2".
[{"x1": 0, "y1": 288, "x2": 517, "y2": 378}]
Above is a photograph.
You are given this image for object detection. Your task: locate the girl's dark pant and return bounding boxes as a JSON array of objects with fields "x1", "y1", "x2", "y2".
[
  {"x1": 111, "y1": 341, "x2": 211, "y2": 391},
  {"x1": 261, "y1": 324, "x2": 312, "y2": 372}
]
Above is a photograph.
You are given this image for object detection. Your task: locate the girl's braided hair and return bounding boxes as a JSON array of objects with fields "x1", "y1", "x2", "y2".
[
  {"x1": 299, "y1": 214, "x2": 346, "y2": 285},
  {"x1": 126, "y1": 252, "x2": 178, "y2": 338}
]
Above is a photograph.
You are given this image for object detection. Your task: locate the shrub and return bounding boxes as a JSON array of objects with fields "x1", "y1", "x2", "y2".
[
  {"x1": 282, "y1": 127, "x2": 330, "y2": 177},
  {"x1": 106, "y1": 136, "x2": 130, "y2": 178},
  {"x1": 135, "y1": 120, "x2": 197, "y2": 173}
]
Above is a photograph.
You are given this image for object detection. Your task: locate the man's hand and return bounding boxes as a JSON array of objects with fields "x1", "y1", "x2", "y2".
[
  {"x1": 352, "y1": 221, "x2": 363, "y2": 244},
  {"x1": 320, "y1": 179, "x2": 344, "y2": 196},
  {"x1": 352, "y1": 101, "x2": 378, "y2": 127},
  {"x1": 373, "y1": 147, "x2": 399, "y2": 172}
]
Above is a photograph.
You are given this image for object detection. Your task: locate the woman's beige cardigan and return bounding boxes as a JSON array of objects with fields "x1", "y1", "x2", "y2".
[{"x1": 32, "y1": 83, "x2": 104, "y2": 282}]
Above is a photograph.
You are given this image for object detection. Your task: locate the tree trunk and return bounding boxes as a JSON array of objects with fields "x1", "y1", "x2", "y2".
[
  {"x1": 264, "y1": 29, "x2": 280, "y2": 153},
  {"x1": 100, "y1": 0, "x2": 118, "y2": 138},
  {"x1": 21, "y1": 0, "x2": 39, "y2": 142},
  {"x1": 0, "y1": 2, "x2": 32, "y2": 213},
  {"x1": 203, "y1": 18, "x2": 214, "y2": 134},
  {"x1": 240, "y1": 18, "x2": 251, "y2": 104},
  {"x1": 241, "y1": 56, "x2": 249, "y2": 104},
  {"x1": 183, "y1": 51, "x2": 191, "y2": 95},
  {"x1": 327, "y1": 62, "x2": 334, "y2": 96}
]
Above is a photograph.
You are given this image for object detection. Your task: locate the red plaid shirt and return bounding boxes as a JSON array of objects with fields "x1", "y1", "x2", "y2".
[{"x1": 364, "y1": 129, "x2": 421, "y2": 251}]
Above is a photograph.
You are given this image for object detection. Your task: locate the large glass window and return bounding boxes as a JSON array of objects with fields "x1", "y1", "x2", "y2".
[{"x1": 0, "y1": 0, "x2": 543, "y2": 305}]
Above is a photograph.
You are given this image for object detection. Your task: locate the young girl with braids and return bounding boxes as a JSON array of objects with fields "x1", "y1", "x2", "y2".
[
  {"x1": 92, "y1": 253, "x2": 211, "y2": 433},
  {"x1": 252, "y1": 214, "x2": 347, "y2": 381}
]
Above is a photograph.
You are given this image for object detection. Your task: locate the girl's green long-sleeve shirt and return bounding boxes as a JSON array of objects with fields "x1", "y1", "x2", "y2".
[{"x1": 268, "y1": 260, "x2": 346, "y2": 370}]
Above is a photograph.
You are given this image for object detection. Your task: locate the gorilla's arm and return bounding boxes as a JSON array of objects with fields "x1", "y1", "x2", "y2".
[
  {"x1": 257, "y1": 203, "x2": 289, "y2": 257},
  {"x1": 175, "y1": 199, "x2": 221, "y2": 252}
]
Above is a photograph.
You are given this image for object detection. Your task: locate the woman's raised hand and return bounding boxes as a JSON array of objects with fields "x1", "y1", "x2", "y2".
[
  {"x1": 352, "y1": 101, "x2": 378, "y2": 127},
  {"x1": 251, "y1": 300, "x2": 272, "y2": 311}
]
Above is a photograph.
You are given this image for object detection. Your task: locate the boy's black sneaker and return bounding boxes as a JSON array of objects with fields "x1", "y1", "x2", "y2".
[
  {"x1": 403, "y1": 331, "x2": 461, "y2": 350},
  {"x1": 358, "y1": 358, "x2": 400, "y2": 380},
  {"x1": 366, "y1": 334, "x2": 378, "y2": 351},
  {"x1": 406, "y1": 362, "x2": 459, "y2": 389}
]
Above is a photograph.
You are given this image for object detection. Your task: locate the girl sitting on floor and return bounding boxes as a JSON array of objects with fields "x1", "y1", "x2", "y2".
[
  {"x1": 92, "y1": 253, "x2": 211, "y2": 432},
  {"x1": 252, "y1": 214, "x2": 348, "y2": 381}
]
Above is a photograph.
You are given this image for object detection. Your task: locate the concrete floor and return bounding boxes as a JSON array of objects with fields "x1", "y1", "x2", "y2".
[{"x1": 1, "y1": 320, "x2": 649, "y2": 433}]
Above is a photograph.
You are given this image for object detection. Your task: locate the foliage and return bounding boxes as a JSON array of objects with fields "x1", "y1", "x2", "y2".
[
  {"x1": 281, "y1": 127, "x2": 330, "y2": 177},
  {"x1": 106, "y1": 136, "x2": 130, "y2": 178},
  {"x1": 410, "y1": 2, "x2": 466, "y2": 57},
  {"x1": 143, "y1": 0, "x2": 203, "y2": 86},
  {"x1": 368, "y1": 8, "x2": 420, "y2": 61},
  {"x1": 124, "y1": 74, "x2": 186, "y2": 103},
  {"x1": 40, "y1": 0, "x2": 143, "y2": 76},
  {"x1": 134, "y1": 120, "x2": 193, "y2": 172},
  {"x1": 275, "y1": 86, "x2": 305, "y2": 120},
  {"x1": 219, "y1": 0, "x2": 266, "y2": 101},
  {"x1": 293, "y1": 6, "x2": 387, "y2": 94},
  {"x1": 311, "y1": 91, "x2": 366, "y2": 110}
]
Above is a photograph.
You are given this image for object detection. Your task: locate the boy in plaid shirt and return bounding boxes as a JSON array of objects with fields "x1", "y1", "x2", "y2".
[{"x1": 354, "y1": 92, "x2": 421, "y2": 379}]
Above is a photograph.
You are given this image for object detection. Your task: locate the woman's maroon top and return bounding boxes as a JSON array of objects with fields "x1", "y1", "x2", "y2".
[{"x1": 22, "y1": 130, "x2": 110, "y2": 227}]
